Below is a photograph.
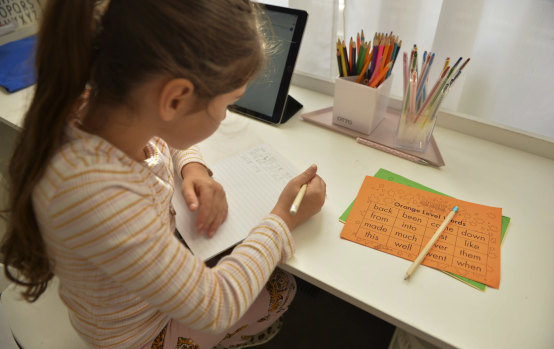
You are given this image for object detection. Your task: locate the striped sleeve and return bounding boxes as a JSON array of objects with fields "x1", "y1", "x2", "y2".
[
  {"x1": 170, "y1": 146, "x2": 212, "y2": 178},
  {"x1": 40, "y1": 166, "x2": 294, "y2": 334}
]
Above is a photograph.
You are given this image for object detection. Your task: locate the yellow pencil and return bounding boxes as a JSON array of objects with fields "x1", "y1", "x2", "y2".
[
  {"x1": 338, "y1": 42, "x2": 348, "y2": 77},
  {"x1": 442, "y1": 57, "x2": 450, "y2": 73},
  {"x1": 404, "y1": 206, "x2": 459, "y2": 280},
  {"x1": 289, "y1": 184, "x2": 308, "y2": 215}
]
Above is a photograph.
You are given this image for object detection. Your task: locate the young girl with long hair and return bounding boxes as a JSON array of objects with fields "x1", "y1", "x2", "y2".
[{"x1": 1, "y1": 0, "x2": 326, "y2": 348}]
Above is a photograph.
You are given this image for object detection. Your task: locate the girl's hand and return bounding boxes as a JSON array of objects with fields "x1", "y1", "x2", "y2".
[
  {"x1": 180, "y1": 163, "x2": 228, "y2": 237},
  {"x1": 271, "y1": 164, "x2": 326, "y2": 230}
]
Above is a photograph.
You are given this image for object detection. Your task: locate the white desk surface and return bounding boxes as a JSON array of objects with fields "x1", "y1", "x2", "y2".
[{"x1": 2, "y1": 86, "x2": 554, "y2": 349}]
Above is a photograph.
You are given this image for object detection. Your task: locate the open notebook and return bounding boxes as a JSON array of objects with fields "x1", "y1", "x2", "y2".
[{"x1": 172, "y1": 144, "x2": 298, "y2": 261}]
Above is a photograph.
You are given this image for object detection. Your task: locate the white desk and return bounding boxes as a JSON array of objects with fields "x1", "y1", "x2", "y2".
[{"x1": 2, "y1": 85, "x2": 554, "y2": 349}]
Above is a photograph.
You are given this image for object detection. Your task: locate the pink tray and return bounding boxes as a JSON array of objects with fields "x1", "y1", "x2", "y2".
[{"x1": 301, "y1": 107, "x2": 445, "y2": 167}]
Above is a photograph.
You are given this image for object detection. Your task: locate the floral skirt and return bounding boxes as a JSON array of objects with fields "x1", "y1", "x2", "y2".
[{"x1": 145, "y1": 268, "x2": 296, "y2": 349}]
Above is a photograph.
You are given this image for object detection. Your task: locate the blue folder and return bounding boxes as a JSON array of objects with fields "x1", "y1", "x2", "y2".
[{"x1": 0, "y1": 35, "x2": 36, "y2": 93}]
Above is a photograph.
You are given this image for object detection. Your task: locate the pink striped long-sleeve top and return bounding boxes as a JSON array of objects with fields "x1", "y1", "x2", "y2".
[{"x1": 31, "y1": 123, "x2": 295, "y2": 348}]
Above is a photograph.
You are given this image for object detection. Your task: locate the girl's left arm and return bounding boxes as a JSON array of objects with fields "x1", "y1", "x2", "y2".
[
  {"x1": 170, "y1": 145, "x2": 211, "y2": 178},
  {"x1": 170, "y1": 146, "x2": 228, "y2": 236}
]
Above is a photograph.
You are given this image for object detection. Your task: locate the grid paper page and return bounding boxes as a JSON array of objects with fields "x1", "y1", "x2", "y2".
[{"x1": 172, "y1": 144, "x2": 298, "y2": 261}]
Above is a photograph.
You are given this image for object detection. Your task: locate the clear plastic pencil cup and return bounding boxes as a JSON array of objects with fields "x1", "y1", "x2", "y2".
[
  {"x1": 395, "y1": 51, "x2": 468, "y2": 152},
  {"x1": 394, "y1": 77, "x2": 446, "y2": 152},
  {"x1": 394, "y1": 105, "x2": 438, "y2": 152}
]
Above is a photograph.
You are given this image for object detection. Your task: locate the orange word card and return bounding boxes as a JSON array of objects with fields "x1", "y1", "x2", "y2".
[{"x1": 340, "y1": 176, "x2": 502, "y2": 288}]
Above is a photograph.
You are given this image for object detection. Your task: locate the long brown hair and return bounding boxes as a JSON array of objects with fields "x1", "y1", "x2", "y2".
[{"x1": 1, "y1": 0, "x2": 266, "y2": 302}]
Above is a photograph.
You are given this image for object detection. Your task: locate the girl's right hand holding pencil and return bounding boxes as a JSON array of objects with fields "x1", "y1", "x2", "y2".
[{"x1": 271, "y1": 164, "x2": 326, "y2": 230}]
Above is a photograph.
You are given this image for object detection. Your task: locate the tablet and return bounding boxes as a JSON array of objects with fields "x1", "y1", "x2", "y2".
[{"x1": 228, "y1": 4, "x2": 307, "y2": 124}]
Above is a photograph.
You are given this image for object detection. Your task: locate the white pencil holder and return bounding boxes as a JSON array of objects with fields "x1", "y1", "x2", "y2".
[{"x1": 332, "y1": 75, "x2": 392, "y2": 135}]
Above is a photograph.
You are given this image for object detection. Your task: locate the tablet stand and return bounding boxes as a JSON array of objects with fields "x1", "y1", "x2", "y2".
[{"x1": 280, "y1": 95, "x2": 303, "y2": 123}]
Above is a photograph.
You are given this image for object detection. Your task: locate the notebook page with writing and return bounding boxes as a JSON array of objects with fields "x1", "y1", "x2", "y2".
[{"x1": 172, "y1": 144, "x2": 298, "y2": 261}]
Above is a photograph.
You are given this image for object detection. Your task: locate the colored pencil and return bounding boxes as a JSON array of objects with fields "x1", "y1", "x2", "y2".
[
  {"x1": 405, "y1": 206, "x2": 459, "y2": 280},
  {"x1": 415, "y1": 66, "x2": 450, "y2": 120},
  {"x1": 370, "y1": 61, "x2": 393, "y2": 87},
  {"x1": 337, "y1": 42, "x2": 348, "y2": 76},
  {"x1": 289, "y1": 184, "x2": 308, "y2": 215},
  {"x1": 337, "y1": 48, "x2": 344, "y2": 76}
]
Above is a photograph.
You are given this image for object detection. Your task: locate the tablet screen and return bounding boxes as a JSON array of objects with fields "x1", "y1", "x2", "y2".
[{"x1": 229, "y1": 5, "x2": 307, "y2": 124}]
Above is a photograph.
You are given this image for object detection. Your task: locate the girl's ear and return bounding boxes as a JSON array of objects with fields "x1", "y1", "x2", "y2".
[{"x1": 158, "y1": 78, "x2": 195, "y2": 121}]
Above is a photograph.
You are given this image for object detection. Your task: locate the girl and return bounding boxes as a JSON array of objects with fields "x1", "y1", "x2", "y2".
[{"x1": 1, "y1": 1, "x2": 326, "y2": 348}]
